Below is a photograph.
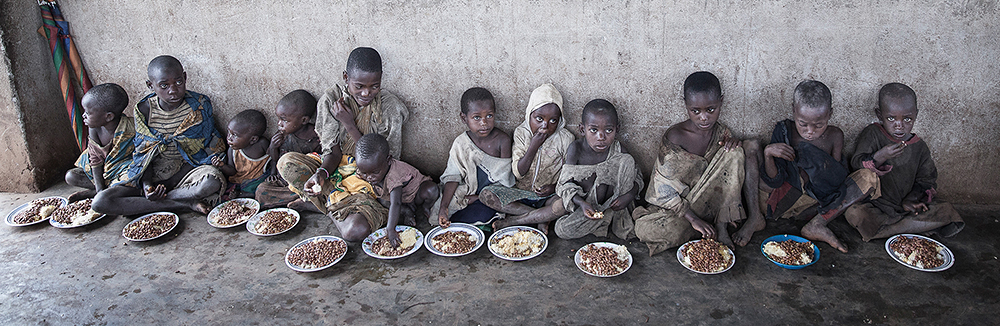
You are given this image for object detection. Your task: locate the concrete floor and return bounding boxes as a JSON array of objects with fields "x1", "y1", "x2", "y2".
[{"x1": 1, "y1": 182, "x2": 998, "y2": 325}]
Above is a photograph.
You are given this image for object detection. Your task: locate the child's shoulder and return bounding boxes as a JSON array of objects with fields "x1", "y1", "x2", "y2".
[
  {"x1": 825, "y1": 125, "x2": 844, "y2": 141},
  {"x1": 564, "y1": 138, "x2": 588, "y2": 164}
]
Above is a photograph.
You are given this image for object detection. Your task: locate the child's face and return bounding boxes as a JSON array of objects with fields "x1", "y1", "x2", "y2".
[
  {"x1": 877, "y1": 98, "x2": 918, "y2": 141},
  {"x1": 275, "y1": 103, "x2": 308, "y2": 135},
  {"x1": 461, "y1": 100, "x2": 496, "y2": 139},
  {"x1": 529, "y1": 103, "x2": 561, "y2": 136},
  {"x1": 355, "y1": 155, "x2": 390, "y2": 185},
  {"x1": 792, "y1": 104, "x2": 831, "y2": 141},
  {"x1": 684, "y1": 91, "x2": 722, "y2": 131},
  {"x1": 146, "y1": 68, "x2": 187, "y2": 106},
  {"x1": 581, "y1": 113, "x2": 618, "y2": 153},
  {"x1": 342, "y1": 70, "x2": 382, "y2": 107},
  {"x1": 226, "y1": 120, "x2": 258, "y2": 150},
  {"x1": 81, "y1": 96, "x2": 113, "y2": 128}
]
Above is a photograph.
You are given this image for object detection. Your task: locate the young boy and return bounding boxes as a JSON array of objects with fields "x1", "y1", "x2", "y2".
[
  {"x1": 255, "y1": 90, "x2": 321, "y2": 208},
  {"x1": 275, "y1": 47, "x2": 408, "y2": 241},
  {"x1": 759, "y1": 80, "x2": 879, "y2": 252},
  {"x1": 633, "y1": 72, "x2": 763, "y2": 255},
  {"x1": 434, "y1": 87, "x2": 514, "y2": 228},
  {"x1": 844, "y1": 83, "x2": 964, "y2": 241},
  {"x1": 213, "y1": 110, "x2": 271, "y2": 199},
  {"x1": 64, "y1": 83, "x2": 136, "y2": 202},
  {"x1": 92, "y1": 55, "x2": 226, "y2": 216},
  {"x1": 355, "y1": 133, "x2": 438, "y2": 246},
  {"x1": 553, "y1": 99, "x2": 642, "y2": 240},
  {"x1": 480, "y1": 83, "x2": 572, "y2": 234}
]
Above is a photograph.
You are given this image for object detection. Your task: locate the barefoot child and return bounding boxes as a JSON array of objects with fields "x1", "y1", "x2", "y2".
[
  {"x1": 433, "y1": 87, "x2": 514, "y2": 228},
  {"x1": 64, "y1": 83, "x2": 136, "y2": 202},
  {"x1": 355, "y1": 133, "x2": 439, "y2": 246},
  {"x1": 92, "y1": 55, "x2": 226, "y2": 216},
  {"x1": 276, "y1": 47, "x2": 408, "y2": 241},
  {"x1": 844, "y1": 83, "x2": 964, "y2": 241},
  {"x1": 633, "y1": 72, "x2": 763, "y2": 255},
  {"x1": 481, "y1": 84, "x2": 572, "y2": 233},
  {"x1": 255, "y1": 90, "x2": 322, "y2": 208},
  {"x1": 553, "y1": 99, "x2": 642, "y2": 240},
  {"x1": 213, "y1": 110, "x2": 271, "y2": 199},
  {"x1": 760, "y1": 80, "x2": 879, "y2": 252}
]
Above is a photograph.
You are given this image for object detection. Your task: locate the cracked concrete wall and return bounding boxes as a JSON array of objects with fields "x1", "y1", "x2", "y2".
[
  {"x1": 0, "y1": 0, "x2": 81, "y2": 192},
  {"x1": 1, "y1": 1, "x2": 997, "y2": 202}
]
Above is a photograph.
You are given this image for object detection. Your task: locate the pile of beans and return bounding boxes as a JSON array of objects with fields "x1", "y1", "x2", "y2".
[
  {"x1": 766, "y1": 240, "x2": 815, "y2": 265},
  {"x1": 12, "y1": 198, "x2": 63, "y2": 224},
  {"x1": 123, "y1": 214, "x2": 176, "y2": 240},
  {"x1": 51, "y1": 199, "x2": 94, "y2": 225},
  {"x1": 579, "y1": 244, "x2": 628, "y2": 276},
  {"x1": 213, "y1": 201, "x2": 254, "y2": 226},
  {"x1": 890, "y1": 236, "x2": 944, "y2": 268},
  {"x1": 287, "y1": 239, "x2": 347, "y2": 269},
  {"x1": 682, "y1": 239, "x2": 731, "y2": 273},
  {"x1": 431, "y1": 231, "x2": 476, "y2": 254},
  {"x1": 254, "y1": 211, "x2": 297, "y2": 234}
]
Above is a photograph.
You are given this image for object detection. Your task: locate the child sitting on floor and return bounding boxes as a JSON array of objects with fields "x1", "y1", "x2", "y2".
[
  {"x1": 255, "y1": 90, "x2": 321, "y2": 208},
  {"x1": 354, "y1": 133, "x2": 439, "y2": 246},
  {"x1": 213, "y1": 110, "x2": 271, "y2": 199},
  {"x1": 433, "y1": 87, "x2": 514, "y2": 228},
  {"x1": 481, "y1": 83, "x2": 573, "y2": 234},
  {"x1": 65, "y1": 83, "x2": 136, "y2": 202},
  {"x1": 760, "y1": 80, "x2": 879, "y2": 252},
  {"x1": 844, "y1": 82, "x2": 964, "y2": 241},
  {"x1": 554, "y1": 99, "x2": 642, "y2": 240}
]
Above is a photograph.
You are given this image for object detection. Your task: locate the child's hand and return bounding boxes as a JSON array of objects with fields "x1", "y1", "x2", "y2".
[
  {"x1": 438, "y1": 211, "x2": 451, "y2": 228},
  {"x1": 529, "y1": 126, "x2": 551, "y2": 147},
  {"x1": 332, "y1": 97, "x2": 357, "y2": 126},
  {"x1": 534, "y1": 184, "x2": 556, "y2": 197},
  {"x1": 764, "y1": 143, "x2": 795, "y2": 161},
  {"x1": 685, "y1": 212, "x2": 716, "y2": 239},
  {"x1": 580, "y1": 202, "x2": 600, "y2": 219},
  {"x1": 902, "y1": 199, "x2": 928, "y2": 215},
  {"x1": 303, "y1": 173, "x2": 325, "y2": 196},
  {"x1": 719, "y1": 135, "x2": 741, "y2": 152},
  {"x1": 609, "y1": 193, "x2": 632, "y2": 211},
  {"x1": 144, "y1": 184, "x2": 167, "y2": 201},
  {"x1": 464, "y1": 194, "x2": 479, "y2": 203},
  {"x1": 270, "y1": 132, "x2": 286, "y2": 152},
  {"x1": 874, "y1": 142, "x2": 906, "y2": 163},
  {"x1": 386, "y1": 227, "x2": 402, "y2": 248},
  {"x1": 211, "y1": 153, "x2": 226, "y2": 167}
]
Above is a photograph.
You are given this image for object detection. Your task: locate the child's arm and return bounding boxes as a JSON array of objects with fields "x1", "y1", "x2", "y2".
[
  {"x1": 685, "y1": 208, "x2": 715, "y2": 239},
  {"x1": 268, "y1": 132, "x2": 285, "y2": 164},
  {"x1": 303, "y1": 146, "x2": 343, "y2": 196},
  {"x1": 437, "y1": 181, "x2": 459, "y2": 227},
  {"x1": 515, "y1": 127, "x2": 549, "y2": 176},
  {"x1": 139, "y1": 168, "x2": 166, "y2": 201},
  {"x1": 903, "y1": 147, "x2": 938, "y2": 214},
  {"x1": 92, "y1": 165, "x2": 106, "y2": 193},
  {"x1": 212, "y1": 148, "x2": 237, "y2": 176},
  {"x1": 384, "y1": 186, "x2": 404, "y2": 247},
  {"x1": 830, "y1": 126, "x2": 844, "y2": 162},
  {"x1": 609, "y1": 181, "x2": 640, "y2": 211},
  {"x1": 331, "y1": 97, "x2": 364, "y2": 147},
  {"x1": 571, "y1": 194, "x2": 598, "y2": 219}
]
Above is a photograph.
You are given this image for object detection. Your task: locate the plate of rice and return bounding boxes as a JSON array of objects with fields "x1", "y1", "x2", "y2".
[
  {"x1": 885, "y1": 234, "x2": 953, "y2": 272},
  {"x1": 207, "y1": 198, "x2": 260, "y2": 228},
  {"x1": 488, "y1": 226, "x2": 547, "y2": 261},
  {"x1": 48, "y1": 198, "x2": 105, "y2": 228}
]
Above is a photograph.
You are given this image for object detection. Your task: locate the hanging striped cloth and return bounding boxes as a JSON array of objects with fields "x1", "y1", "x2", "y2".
[{"x1": 38, "y1": 1, "x2": 93, "y2": 151}]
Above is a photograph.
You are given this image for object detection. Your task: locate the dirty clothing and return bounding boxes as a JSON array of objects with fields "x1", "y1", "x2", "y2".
[
  {"x1": 254, "y1": 128, "x2": 322, "y2": 208},
  {"x1": 429, "y1": 132, "x2": 514, "y2": 226},
  {"x1": 280, "y1": 128, "x2": 322, "y2": 156},
  {"x1": 554, "y1": 141, "x2": 642, "y2": 240},
  {"x1": 73, "y1": 116, "x2": 136, "y2": 186},
  {"x1": 227, "y1": 149, "x2": 270, "y2": 195},
  {"x1": 175, "y1": 164, "x2": 227, "y2": 206},
  {"x1": 633, "y1": 124, "x2": 746, "y2": 255},
  {"x1": 844, "y1": 123, "x2": 964, "y2": 241},
  {"x1": 276, "y1": 152, "x2": 385, "y2": 229},
  {"x1": 371, "y1": 159, "x2": 432, "y2": 204},
  {"x1": 315, "y1": 85, "x2": 408, "y2": 159}
]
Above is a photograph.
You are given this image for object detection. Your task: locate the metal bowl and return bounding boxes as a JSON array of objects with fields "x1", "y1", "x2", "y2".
[
  {"x1": 285, "y1": 235, "x2": 349, "y2": 272},
  {"x1": 362, "y1": 225, "x2": 424, "y2": 259},
  {"x1": 48, "y1": 199, "x2": 106, "y2": 229},
  {"x1": 246, "y1": 208, "x2": 300, "y2": 236},
  {"x1": 424, "y1": 223, "x2": 484, "y2": 257},
  {"x1": 575, "y1": 242, "x2": 632, "y2": 277},
  {"x1": 5, "y1": 196, "x2": 68, "y2": 227},
  {"x1": 122, "y1": 212, "x2": 179, "y2": 241},
  {"x1": 487, "y1": 226, "x2": 547, "y2": 261},
  {"x1": 207, "y1": 198, "x2": 260, "y2": 228},
  {"x1": 676, "y1": 239, "x2": 735, "y2": 275},
  {"x1": 885, "y1": 234, "x2": 954, "y2": 272}
]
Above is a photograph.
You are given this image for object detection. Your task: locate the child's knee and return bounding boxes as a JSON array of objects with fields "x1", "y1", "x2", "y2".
[{"x1": 339, "y1": 218, "x2": 370, "y2": 242}]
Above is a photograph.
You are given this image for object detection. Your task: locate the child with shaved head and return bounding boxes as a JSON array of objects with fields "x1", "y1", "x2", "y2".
[
  {"x1": 844, "y1": 83, "x2": 964, "y2": 241},
  {"x1": 255, "y1": 90, "x2": 322, "y2": 208},
  {"x1": 64, "y1": 83, "x2": 136, "y2": 201},
  {"x1": 213, "y1": 110, "x2": 271, "y2": 199},
  {"x1": 760, "y1": 80, "x2": 879, "y2": 252}
]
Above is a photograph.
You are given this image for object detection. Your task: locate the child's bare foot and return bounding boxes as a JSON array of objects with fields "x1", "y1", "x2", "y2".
[
  {"x1": 536, "y1": 222, "x2": 549, "y2": 235},
  {"x1": 68, "y1": 190, "x2": 97, "y2": 202},
  {"x1": 715, "y1": 222, "x2": 735, "y2": 249},
  {"x1": 190, "y1": 201, "x2": 212, "y2": 215},
  {"x1": 801, "y1": 218, "x2": 847, "y2": 253},
  {"x1": 732, "y1": 217, "x2": 766, "y2": 247}
]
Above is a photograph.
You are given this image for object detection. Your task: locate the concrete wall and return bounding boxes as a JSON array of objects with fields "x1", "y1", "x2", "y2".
[
  {"x1": 1, "y1": 1, "x2": 997, "y2": 202},
  {"x1": 0, "y1": 0, "x2": 81, "y2": 192}
]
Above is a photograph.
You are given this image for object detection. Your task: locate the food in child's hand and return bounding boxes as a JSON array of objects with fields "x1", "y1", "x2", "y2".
[
  {"x1": 123, "y1": 214, "x2": 176, "y2": 240},
  {"x1": 287, "y1": 238, "x2": 347, "y2": 270},
  {"x1": 431, "y1": 231, "x2": 477, "y2": 254},
  {"x1": 592, "y1": 211, "x2": 605, "y2": 219},
  {"x1": 51, "y1": 199, "x2": 101, "y2": 226},
  {"x1": 763, "y1": 240, "x2": 815, "y2": 265},
  {"x1": 578, "y1": 244, "x2": 629, "y2": 276},
  {"x1": 681, "y1": 239, "x2": 733, "y2": 273},
  {"x1": 254, "y1": 211, "x2": 297, "y2": 235},
  {"x1": 212, "y1": 201, "x2": 255, "y2": 226},
  {"x1": 310, "y1": 183, "x2": 322, "y2": 194},
  {"x1": 890, "y1": 236, "x2": 944, "y2": 269},
  {"x1": 372, "y1": 228, "x2": 417, "y2": 257},
  {"x1": 12, "y1": 197, "x2": 62, "y2": 224},
  {"x1": 490, "y1": 230, "x2": 544, "y2": 258}
]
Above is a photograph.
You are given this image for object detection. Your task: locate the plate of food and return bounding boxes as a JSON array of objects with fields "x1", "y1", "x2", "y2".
[
  {"x1": 122, "y1": 212, "x2": 179, "y2": 241},
  {"x1": 424, "y1": 223, "x2": 484, "y2": 257},
  {"x1": 362, "y1": 225, "x2": 424, "y2": 259},
  {"x1": 285, "y1": 235, "x2": 349, "y2": 272},
  {"x1": 6, "y1": 196, "x2": 67, "y2": 227},
  {"x1": 207, "y1": 198, "x2": 260, "y2": 228},
  {"x1": 49, "y1": 198, "x2": 105, "y2": 228},
  {"x1": 575, "y1": 242, "x2": 632, "y2": 277},
  {"x1": 885, "y1": 234, "x2": 954, "y2": 272},
  {"x1": 676, "y1": 238, "x2": 735, "y2": 274},
  {"x1": 246, "y1": 208, "x2": 299, "y2": 236},
  {"x1": 488, "y1": 226, "x2": 547, "y2": 261},
  {"x1": 761, "y1": 234, "x2": 820, "y2": 269}
]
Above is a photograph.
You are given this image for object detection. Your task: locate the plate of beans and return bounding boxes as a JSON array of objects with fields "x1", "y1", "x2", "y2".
[
  {"x1": 122, "y1": 212, "x2": 179, "y2": 241},
  {"x1": 246, "y1": 208, "x2": 299, "y2": 236},
  {"x1": 285, "y1": 235, "x2": 349, "y2": 272},
  {"x1": 424, "y1": 223, "x2": 484, "y2": 257}
]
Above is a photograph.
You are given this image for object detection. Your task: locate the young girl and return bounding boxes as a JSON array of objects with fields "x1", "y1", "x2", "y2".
[
  {"x1": 480, "y1": 84, "x2": 573, "y2": 234},
  {"x1": 433, "y1": 87, "x2": 514, "y2": 228}
]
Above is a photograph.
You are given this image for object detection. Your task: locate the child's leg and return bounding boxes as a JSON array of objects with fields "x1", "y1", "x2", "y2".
[
  {"x1": 479, "y1": 188, "x2": 535, "y2": 216},
  {"x1": 802, "y1": 170, "x2": 879, "y2": 252},
  {"x1": 493, "y1": 197, "x2": 566, "y2": 232},
  {"x1": 91, "y1": 185, "x2": 193, "y2": 216},
  {"x1": 414, "y1": 180, "x2": 440, "y2": 219},
  {"x1": 66, "y1": 168, "x2": 98, "y2": 202},
  {"x1": 332, "y1": 213, "x2": 372, "y2": 242},
  {"x1": 732, "y1": 139, "x2": 766, "y2": 246}
]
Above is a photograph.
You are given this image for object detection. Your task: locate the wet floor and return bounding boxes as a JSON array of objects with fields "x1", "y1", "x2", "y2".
[{"x1": 1, "y1": 182, "x2": 998, "y2": 325}]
